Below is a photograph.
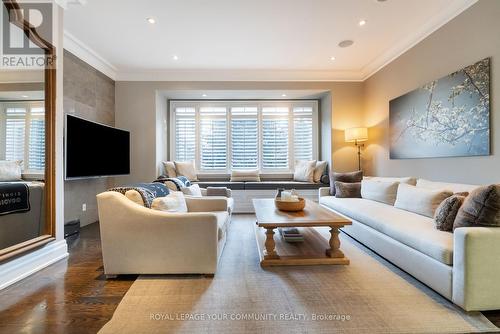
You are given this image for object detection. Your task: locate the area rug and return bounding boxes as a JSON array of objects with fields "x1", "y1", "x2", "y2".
[{"x1": 99, "y1": 215, "x2": 498, "y2": 334}]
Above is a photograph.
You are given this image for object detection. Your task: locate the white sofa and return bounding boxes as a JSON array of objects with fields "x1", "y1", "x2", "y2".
[
  {"x1": 319, "y1": 179, "x2": 500, "y2": 311},
  {"x1": 96, "y1": 191, "x2": 231, "y2": 276}
]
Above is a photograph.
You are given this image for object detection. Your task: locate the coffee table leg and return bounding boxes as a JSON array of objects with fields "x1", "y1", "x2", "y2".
[
  {"x1": 263, "y1": 228, "x2": 280, "y2": 260},
  {"x1": 326, "y1": 227, "x2": 345, "y2": 258}
]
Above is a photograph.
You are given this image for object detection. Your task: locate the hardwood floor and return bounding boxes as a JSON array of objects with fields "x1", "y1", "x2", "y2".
[
  {"x1": 0, "y1": 223, "x2": 137, "y2": 334},
  {"x1": 0, "y1": 219, "x2": 499, "y2": 333}
]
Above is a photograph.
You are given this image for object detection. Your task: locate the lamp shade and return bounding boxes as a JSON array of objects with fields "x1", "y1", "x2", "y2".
[{"x1": 345, "y1": 127, "x2": 368, "y2": 143}]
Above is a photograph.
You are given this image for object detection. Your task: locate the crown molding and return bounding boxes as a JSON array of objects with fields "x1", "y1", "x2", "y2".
[
  {"x1": 63, "y1": 0, "x2": 477, "y2": 82},
  {"x1": 63, "y1": 30, "x2": 117, "y2": 80},
  {"x1": 360, "y1": 0, "x2": 478, "y2": 80},
  {"x1": 115, "y1": 69, "x2": 364, "y2": 82}
]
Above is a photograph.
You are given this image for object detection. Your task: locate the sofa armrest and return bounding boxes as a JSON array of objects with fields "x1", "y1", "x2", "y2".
[
  {"x1": 319, "y1": 187, "x2": 331, "y2": 198},
  {"x1": 185, "y1": 196, "x2": 229, "y2": 212},
  {"x1": 200, "y1": 187, "x2": 232, "y2": 198},
  {"x1": 452, "y1": 227, "x2": 500, "y2": 311}
]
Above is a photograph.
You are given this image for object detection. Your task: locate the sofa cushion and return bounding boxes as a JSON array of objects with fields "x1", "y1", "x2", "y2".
[
  {"x1": 454, "y1": 184, "x2": 500, "y2": 229},
  {"x1": 174, "y1": 161, "x2": 198, "y2": 181},
  {"x1": 151, "y1": 191, "x2": 188, "y2": 213},
  {"x1": 361, "y1": 179, "x2": 399, "y2": 205},
  {"x1": 319, "y1": 196, "x2": 454, "y2": 265},
  {"x1": 244, "y1": 181, "x2": 324, "y2": 190},
  {"x1": 394, "y1": 184, "x2": 453, "y2": 218},
  {"x1": 230, "y1": 170, "x2": 260, "y2": 182},
  {"x1": 294, "y1": 160, "x2": 317, "y2": 182},
  {"x1": 313, "y1": 161, "x2": 328, "y2": 183},
  {"x1": 416, "y1": 179, "x2": 478, "y2": 194},
  {"x1": 364, "y1": 176, "x2": 417, "y2": 185},
  {"x1": 195, "y1": 181, "x2": 245, "y2": 190}
]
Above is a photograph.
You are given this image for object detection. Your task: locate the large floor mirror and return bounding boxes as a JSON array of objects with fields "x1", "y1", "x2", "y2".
[{"x1": 0, "y1": 0, "x2": 56, "y2": 261}]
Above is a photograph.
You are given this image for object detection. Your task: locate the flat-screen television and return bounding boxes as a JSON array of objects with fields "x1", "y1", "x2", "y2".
[{"x1": 65, "y1": 115, "x2": 130, "y2": 179}]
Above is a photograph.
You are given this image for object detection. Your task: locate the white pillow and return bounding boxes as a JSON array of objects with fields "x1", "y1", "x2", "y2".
[
  {"x1": 394, "y1": 183, "x2": 453, "y2": 218},
  {"x1": 230, "y1": 169, "x2": 260, "y2": 182},
  {"x1": 313, "y1": 161, "x2": 327, "y2": 183},
  {"x1": 125, "y1": 190, "x2": 145, "y2": 206},
  {"x1": 294, "y1": 160, "x2": 317, "y2": 182},
  {"x1": 0, "y1": 160, "x2": 22, "y2": 181},
  {"x1": 151, "y1": 191, "x2": 188, "y2": 213},
  {"x1": 181, "y1": 184, "x2": 202, "y2": 197},
  {"x1": 361, "y1": 180, "x2": 400, "y2": 205},
  {"x1": 415, "y1": 178, "x2": 478, "y2": 194},
  {"x1": 174, "y1": 161, "x2": 198, "y2": 181},
  {"x1": 162, "y1": 161, "x2": 177, "y2": 178},
  {"x1": 363, "y1": 176, "x2": 417, "y2": 186}
]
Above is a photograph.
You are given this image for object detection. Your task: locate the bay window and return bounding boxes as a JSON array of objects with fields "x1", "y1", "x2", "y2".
[{"x1": 170, "y1": 101, "x2": 318, "y2": 174}]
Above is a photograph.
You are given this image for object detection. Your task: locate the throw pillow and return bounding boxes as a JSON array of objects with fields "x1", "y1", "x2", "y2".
[
  {"x1": 454, "y1": 184, "x2": 500, "y2": 229},
  {"x1": 151, "y1": 191, "x2": 188, "y2": 213},
  {"x1": 0, "y1": 160, "x2": 22, "y2": 181},
  {"x1": 434, "y1": 195, "x2": 466, "y2": 232},
  {"x1": 294, "y1": 160, "x2": 317, "y2": 182},
  {"x1": 181, "y1": 184, "x2": 203, "y2": 197},
  {"x1": 334, "y1": 181, "x2": 361, "y2": 198},
  {"x1": 230, "y1": 169, "x2": 260, "y2": 182},
  {"x1": 162, "y1": 161, "x2": 177, "y2": 178},
  {"x1": 361, "y1": 179, "x2": 399, "y2": 205},
  {"x1": 125, "y1": 190, "x2": 145, "y2": 206},
  {"x1": 174, "y1": 161, "x2": 198, "y2": 181},
  {"x1": 394, "y1": 183, "x2": 453, "y2": 218},
  {"x1": 364, "y1": 176, "x2": 417, "y2": 186},
  {"x1": 329, "y1": 170, "x2": 363, "y2": 196},
  {"x1": 313, "y1": 161, "x2": 328, "y2": 183}
]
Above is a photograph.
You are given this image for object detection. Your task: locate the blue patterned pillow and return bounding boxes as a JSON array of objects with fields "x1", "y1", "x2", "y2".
[{"x1": 109, "y1": 183, "x2": 169, "y2": 208}]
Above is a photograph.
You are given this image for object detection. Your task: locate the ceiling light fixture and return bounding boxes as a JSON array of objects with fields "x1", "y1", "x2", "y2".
[
  {"x1": 21, "y1": 95, "x2": 28, "y2": 98},
  {"x1": 172, "y1": 55, "x2": 179, "y2": 61},
  {"x1": 359, "y1": 19, "x2": 367, "y2": 26},
  {"x1": 202, "y1": 94, "x2": 207, "y2": 97},
  {"x1": 281, "y1": 94, "x2": 287, "y2": 97},
  {"x1": 338, "y1": 40, "x2": 354, "y2": 48},
  {"x1": 330, "y1": 56, "x2": 336, "y2": 61},
  {"x1": 146, "y1": 17, "x2": 156, "y2": 24}
]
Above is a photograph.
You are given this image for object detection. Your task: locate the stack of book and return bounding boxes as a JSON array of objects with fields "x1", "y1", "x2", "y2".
[{"x1": 279, "y1": 227, "x2": 304, "y2": 243}]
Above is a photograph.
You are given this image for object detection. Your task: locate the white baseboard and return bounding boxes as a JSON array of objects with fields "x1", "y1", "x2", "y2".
[{"x1": 0, "y1": 240, "x2": 69, "y2": 291}]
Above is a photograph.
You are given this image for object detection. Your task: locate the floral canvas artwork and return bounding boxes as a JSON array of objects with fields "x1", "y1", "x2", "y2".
[{"x1": 390, "y1": 58, "x2": 490, "y2": 159}]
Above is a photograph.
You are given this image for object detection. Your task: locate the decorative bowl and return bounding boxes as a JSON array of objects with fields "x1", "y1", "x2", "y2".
[{"x1": 275, "y1": 197, "x2": 306, "y2": 212}]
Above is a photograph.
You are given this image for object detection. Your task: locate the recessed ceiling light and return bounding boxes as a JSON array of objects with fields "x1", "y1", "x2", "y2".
[
  {"x1": 21, "y1": 95, "x2": 28, "y2": 98},
  {"x1": 146, "y1": 17, "x2": 156, "y2": 24},
  {"x1": 202, "y1": 94, "x2": 207, "y2": 97},
  {"x1": 330, "y1": 56, "x2": 336, "y2": 61},
  {"x1": 359, "y1": 19, "x2": 367, "y2": 26},
  {"x1": 172, "y1": 55, "x2": 179, "y2": 61},
  {"x1": 338, "y1": 40, "x2": 354, "y2": 48},
  {"x1": 281, "y1": 94, "x2": 287, "y2": 97}
]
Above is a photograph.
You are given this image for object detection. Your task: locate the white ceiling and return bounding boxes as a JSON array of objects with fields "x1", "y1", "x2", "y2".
[{"x1": 63, "y1": 0, "x2": 477, "y2": 81}]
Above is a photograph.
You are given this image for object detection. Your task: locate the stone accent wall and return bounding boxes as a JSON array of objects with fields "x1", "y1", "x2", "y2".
[{"x1": 63, "y1": 50, "x2": 115, "y2": 226}]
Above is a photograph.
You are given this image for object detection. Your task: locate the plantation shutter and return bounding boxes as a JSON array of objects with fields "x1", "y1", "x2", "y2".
[
  {"x1": 174, "y1": 107, "x2": 196, "y2": 162},
  {"x1": 28, "y1": 107, "x2": 45, "y2": 171},
  {"x1": 5, "y1": 107, "x2": 26, "y2": 166},
  {"x1": 231, "y1": 107, "x2": 258, "y2": 169},
  {"x1": 261, "y1": 107, "x2": 289, "y2": 169},
  {"x1": 293, "y1": 107, "x2": 313, "y2": 161},
  {"x1": 200, "y1": 107, "x2": 227, "y2": 170}
]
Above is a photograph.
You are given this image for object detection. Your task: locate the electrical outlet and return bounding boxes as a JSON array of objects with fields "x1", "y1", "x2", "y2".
[{"x1": 82, "y1": 203, "x2": 87, "y2": 212}]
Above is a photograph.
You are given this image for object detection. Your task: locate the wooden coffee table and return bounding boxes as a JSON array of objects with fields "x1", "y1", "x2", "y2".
[{"x1": 253, "y1": 198, "x2": 352, "y2": 267}]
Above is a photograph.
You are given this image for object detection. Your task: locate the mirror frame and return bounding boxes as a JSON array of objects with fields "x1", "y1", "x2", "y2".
[{"x1": 0, "y1": 0, "x2": 56, "y2": 262}]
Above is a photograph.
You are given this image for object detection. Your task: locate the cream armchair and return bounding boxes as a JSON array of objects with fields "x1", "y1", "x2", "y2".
[{"x1": 96, "y1": 191, "x2": 231, "y2": 277}]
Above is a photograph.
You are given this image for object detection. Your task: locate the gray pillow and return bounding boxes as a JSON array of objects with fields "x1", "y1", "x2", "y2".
[
  {"x1": 434, "y1": 195, "x2": 466, "y2": 232},
  {"x1": 329, "y1": 170, "x2": 363, "y2": 196},
  {"x1": 334, "y1": 181, "x2": 361, "y2": 198},
  {"x1": 454, "y1": 184, "x2": 500, "y2": 230}
]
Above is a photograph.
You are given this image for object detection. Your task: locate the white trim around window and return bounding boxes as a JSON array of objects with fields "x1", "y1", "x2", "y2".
[{"x1": 169, "y1": 100, "x2": 319, "y2": 174}]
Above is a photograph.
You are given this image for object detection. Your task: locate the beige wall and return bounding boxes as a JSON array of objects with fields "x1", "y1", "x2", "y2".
[
  {"x1": 115, "y1": 81, "x2": 364, "y2": 184},
  {"x1": 363, "y1": 0, "x2": 499, "y2": 184}
]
